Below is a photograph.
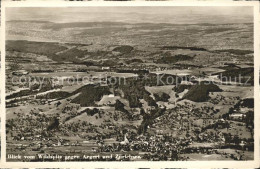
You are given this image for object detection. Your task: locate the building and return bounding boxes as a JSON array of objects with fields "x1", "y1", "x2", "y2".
[
  {"x1": 12, "y1": 70, "x2": 29, "y2": 76},
  {"x1": 102, "y1": 67, "x2": 110, "y2": 70}
]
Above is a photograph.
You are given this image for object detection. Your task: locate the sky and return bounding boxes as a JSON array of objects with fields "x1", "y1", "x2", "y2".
[{"x1": 6, "y1": 6, "x2": 253, "y2": 24}]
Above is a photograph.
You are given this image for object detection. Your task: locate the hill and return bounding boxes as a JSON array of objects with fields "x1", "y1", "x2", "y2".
[
  {"x1": 71, "y1": 85, "x2": 111, "y2": 107},
  {"x1": 6, "y1": 40, "x2": 66, "y2": 56},
  {"x1": 183, "y1": 82, "x2": 222, "y2": 102},
  {"x1": 156, "y1": 54, "x2": 193, "y2": 64},
  {"x1": 214, "y1": 67, "x2": 254, "y2": 85}
]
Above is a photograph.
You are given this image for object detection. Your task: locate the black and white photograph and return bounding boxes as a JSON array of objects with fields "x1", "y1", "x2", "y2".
[{"x1": 2, "y1": 1, "x2": 259, "y2": 165}]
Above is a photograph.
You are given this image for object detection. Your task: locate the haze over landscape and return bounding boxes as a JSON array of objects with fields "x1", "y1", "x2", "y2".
[{"x1": 6, "y1": 7, "x2": 253, "y2": 49}]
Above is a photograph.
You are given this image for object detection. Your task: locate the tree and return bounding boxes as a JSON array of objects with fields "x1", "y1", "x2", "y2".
[
  {"x1": 154, "y1": 93, "x2": 170, "y2": 102},
  {"x1": 245, "y1": 110, "x2": 254, "y2": 129},
  {"x1": 47, "y1": 117, "x2": 59, "y2": 131},
  {"x1": 233, "y1": 135, "x2": 240, "y2": 145}
]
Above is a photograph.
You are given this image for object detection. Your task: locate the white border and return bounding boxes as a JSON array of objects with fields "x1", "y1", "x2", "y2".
[
  {"x1": 1, "y1": 0, "x2": 7, "y2": 164},
  {"x1": 1, "y1": 1, "x2": 260, "y2": 168}
]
